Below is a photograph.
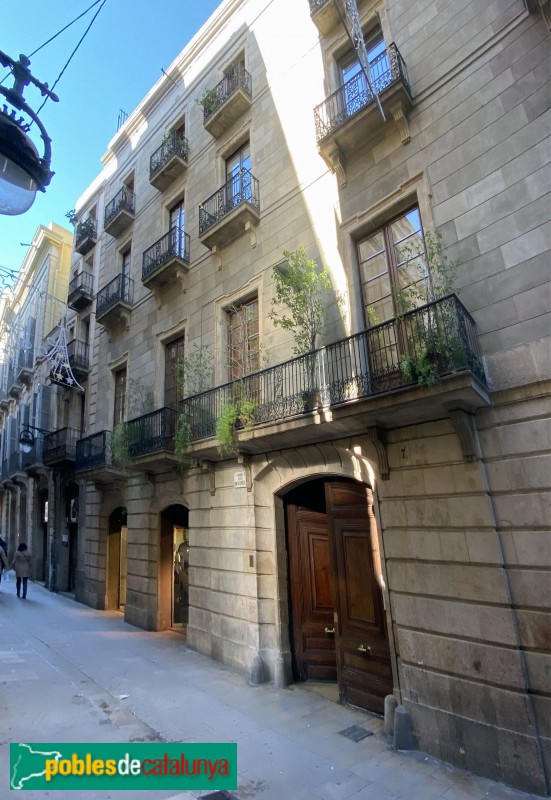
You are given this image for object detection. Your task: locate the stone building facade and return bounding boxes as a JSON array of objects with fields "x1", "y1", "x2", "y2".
[
  {"x1": 0, "y1": 223, "x2": 82, "y2": 593},
  {"x1": 68, "y1": 0, "x2": 549, "y2": 793}
]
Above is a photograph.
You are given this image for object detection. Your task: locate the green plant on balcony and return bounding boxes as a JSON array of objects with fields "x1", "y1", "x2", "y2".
[
  {"x1": 216, "y1": 392, "x2": 257, "y2": 457},
  {"x1": 270, "y1": 247, "x2": 343, "y2": 406},
  {"x1": 196, "y1": 87, "x2": 219, "y2": 115},
  {"x1": 175, "y1": 344, "x2": 214, "y2": 471},
  {"x1": 395, "y1": 230, "x2": 464, "y2": 386},
  {"x1": 66, "y1": 209, "x2": 95, "y2": 240}
]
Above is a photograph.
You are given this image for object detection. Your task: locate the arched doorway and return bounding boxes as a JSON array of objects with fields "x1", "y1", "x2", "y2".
[
  {"x1": 159, "y1": 504, "x2": 189, "y2": 631},
  {"x1": 284, "y1": 477, "x2": 392, "y2": 715},
  {"x1": 107, "y1": 506, "x2": 127, "y2": 610}
]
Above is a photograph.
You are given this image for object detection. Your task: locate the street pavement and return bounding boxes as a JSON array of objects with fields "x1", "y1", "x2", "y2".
[{"x1": 0, "y1": 580, "x2": 542, "y2": 800}]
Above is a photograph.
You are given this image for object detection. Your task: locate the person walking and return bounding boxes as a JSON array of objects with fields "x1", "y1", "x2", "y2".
[
  {"x1": 0, "y1": 543, "x2": 7, "y2": 588},
  {"x1": 11, "y1": 543, "x2": 31, "y2": 599}
]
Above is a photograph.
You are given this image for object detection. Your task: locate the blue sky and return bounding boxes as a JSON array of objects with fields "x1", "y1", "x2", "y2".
[{"x1": 0, "y1": 0, "x2": 222, "y2": 276}]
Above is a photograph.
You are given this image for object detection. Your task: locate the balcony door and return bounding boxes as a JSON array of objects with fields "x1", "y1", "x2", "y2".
[
  {"x1": 357, "y1": 206, "x2": 427, "y2": 385},
  {"x1": 169, "y1": 199, "x2": 185, "y2": 257},
  {"x1": 225, "y1": 142, "x2": 252, "y2": 209},
  {"x1": 340, "y1": 32, "x2": 389, "y2": 118}
]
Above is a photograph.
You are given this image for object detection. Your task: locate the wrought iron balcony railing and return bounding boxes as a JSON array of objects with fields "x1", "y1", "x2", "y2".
[
  {"x1": 142, "y1": 226, "x2": 190, "y2": 281},
  {"x1": 68, "y1": 270, "x2": 94, "y2": 309},
  {"x1": 149, "y1": 132, "x2": 189, "y2": 180},
  {"x1": 314, "y1": 43, "x2": 411, "y2": 142},
  {"x1": 43, "y1": 427, "x2": 80, "y2": 463},
  {"x1": 74, "y1": 219, "x2": 97, "y2": 254},
  {"x1": 202, "y1": 62, "x2": 252, "y2": 123},
  {"x1": 76, "y1": 430, "x2": 117, "y2": 472},
  {"x1": 104, "y1": 186, "x2": 135, "y2": 228},
  {"x1": 126, "y1": 407, "x2": 177, "y2": 459},
  {"x1": 96, "y1": 273, "x2": 134, "y2": 319},
  {"x1": 17, "y1": 348, "x2": 34, "y2": 373},
  {"x1": 67, "y1": 339, "x2": 90, "y2": 373},
  {"x1": 180, "y1": 295, "x2": 485, "y2": 442},
  {"x1": 199, "y1": 169, "x2": 260, "y2": 236},
  {"x1": 9, "y1": 451, "x2": 24, "y2": 476}
]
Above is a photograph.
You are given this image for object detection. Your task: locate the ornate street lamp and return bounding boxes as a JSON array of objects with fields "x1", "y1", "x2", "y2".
[
  {"x1": 0, "y1": 50, "x2": 58, "y2": 215},
  {"x1": 19, "y1": 423, "x2": 50, "y2": 453}
]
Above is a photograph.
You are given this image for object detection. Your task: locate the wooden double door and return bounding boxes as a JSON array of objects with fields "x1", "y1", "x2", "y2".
[{"x1": 287, "y1": 480, "x2": 392, "y2": 714}]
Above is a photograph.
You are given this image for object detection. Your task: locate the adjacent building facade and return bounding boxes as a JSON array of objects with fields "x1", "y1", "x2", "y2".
[
  {"x1": 5, "y1": 0, "x2": 548, "y2": 794},
  {"x1": 0, "y1": 222, "x2": 81, "y2": 592}
]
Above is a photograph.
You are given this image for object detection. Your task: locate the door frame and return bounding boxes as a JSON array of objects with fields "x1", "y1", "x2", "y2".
[{"x1": 283, "y1": 476, "x2": 397, "y2": 713}]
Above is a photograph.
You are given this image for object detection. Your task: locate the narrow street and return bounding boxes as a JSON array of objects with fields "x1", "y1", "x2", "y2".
[{"x1": 0, "y1": 583, "x2": 540, "y2": 800}]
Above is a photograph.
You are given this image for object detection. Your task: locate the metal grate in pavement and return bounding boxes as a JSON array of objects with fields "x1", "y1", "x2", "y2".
[
  {"x1": 198, "y1": 792, "x2": 239, "y2": 800},
  {"x1": 338, "y1": 724, "x2": 374, "y2": 742}
]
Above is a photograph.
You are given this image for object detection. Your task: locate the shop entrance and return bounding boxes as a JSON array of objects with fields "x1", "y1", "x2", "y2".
[
  {"x1": 107, "y1": 506, "x2": 127, "y2": 610},
  {"x1": 159, "y1": 504, "x2": 189, "y2": 631},
  {"x1": 285, "y1": 478, "x2": 392, "y2": 714}
]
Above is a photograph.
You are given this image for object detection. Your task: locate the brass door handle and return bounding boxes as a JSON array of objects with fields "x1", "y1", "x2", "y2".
[
  {"x1": 324, "y1": 627, "x2": 335, "y2": 635},
  {"x1": 358, "y1": 644, "x2": 372, "y2": 654}
]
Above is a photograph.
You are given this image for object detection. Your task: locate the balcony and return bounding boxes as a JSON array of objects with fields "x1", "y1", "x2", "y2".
[
  {"x1": 308, "y1": 0, "x2": 342, "y2": 35},
  {"x1": 22, "y1": 437, "x2": 44, "y2": 475},
  {"x1": 74, "y1": 219, "x2": 97, "y2": 256},
  {"x1": 67, "y1": 340, "x2": 90, "y2": 381},
  {"x1": 75, "y1": 430, "x2": 124, "y2": 484},
  {"x1": 16, "y1": 349, "x2": 34, "y2": 385},
  {"x1": 149, "y1": 132, "x2": 189, "y2": 191},
  {"x1": 9, "y1": 451, "x2": 26, "y2": 481},
  {"x1": 68, "y1": 270, "x2": 94, "y2": 311},
  {"x1": 202, "y1": 62, "x2": 252, "y2": 138},
  {"x1": 314, "y1": 43, "x2": 413, "y2": 183},
  {"x1": 126, "y1": 407, "x2": 177, "y2": 473},
  {"x1": 96, "y1": 274, "x2": 134, "y2": 329},
  {"x1": 142, "y1": 226, "x2": 190, "y2": 294},
  {"x1": 103, "y1": 186, "x2": 135, "y2": 237},
  {"x1": 180, "y1": 295, "x2": 488, "y2": 461},
  {"x1": 7, "y1": 367, "x2": 21, "y2": 399},
  {"x1": 198, "y1": 169, "x2": 260, "y2": 252},
  {"x1": 43, "y1": 427, "x2": 80, "y2": 466}
]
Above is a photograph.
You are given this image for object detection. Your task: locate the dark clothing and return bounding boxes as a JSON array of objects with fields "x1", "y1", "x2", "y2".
[{"x1": 16, "y1": 576, "x2": 28, "y2": 598}]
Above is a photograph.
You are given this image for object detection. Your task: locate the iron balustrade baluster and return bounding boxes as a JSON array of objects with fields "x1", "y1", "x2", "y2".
[
  {"x1": 178, "y1": 296, "x2": 485, "y2": 443},
  {"x1": 314, "y1": 42, "x2": 410, "y2": 142},
  {"x1": 149, "y1": 132, "x2": 189, "y2": 178},
  {"x1": 96, "y1": 274, "x2": 134, "y2": 317},
  {"x1": 202, "y1": 62, "x2": 252, "y2": 123},
  {"x1": 142, "y1": 226, "x2": 190, "y2": 279},
  {"x1": 68, "y1": 270, "x2": 94, "y2": 298},
  {"x1": 199, "y1": 169, "x2": 260, "y2": 235},
  {"x1": 126, "y1": 408, "x2": 177, "y2": 458},
  {"x1": 104, "y1": 186, "x2": 135, "y2": 228}
]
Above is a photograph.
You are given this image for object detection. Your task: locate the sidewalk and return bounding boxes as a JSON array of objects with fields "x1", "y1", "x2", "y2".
[{"x1": 0, "y1": 581, "x2": 542, "y2": 800}]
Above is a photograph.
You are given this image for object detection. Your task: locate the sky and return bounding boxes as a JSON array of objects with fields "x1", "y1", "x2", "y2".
[{"x1": 0, "y1": 0, "x2": 222, "y2": 277}]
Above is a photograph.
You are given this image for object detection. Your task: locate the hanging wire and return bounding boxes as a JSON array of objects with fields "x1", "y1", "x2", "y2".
[
  {"x1": 34, "y1": 0, "x2": 108, "y2": 119},
  {"x1": 0, "y1": 0, "x2": 105, "y2": 87}
]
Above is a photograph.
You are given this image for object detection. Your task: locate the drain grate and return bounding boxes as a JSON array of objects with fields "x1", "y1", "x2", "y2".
[
  {"x1": 338, "y1": 724, "x2": 374, "y2": 742},
  {"x1": 198, "y1": 792, "x2": 239, "y2": 800}
]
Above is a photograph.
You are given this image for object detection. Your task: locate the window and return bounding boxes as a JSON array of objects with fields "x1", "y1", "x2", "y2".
[
  {"x1": 121, "y1": 247, "x2": 131, "y2": 278},
  {"x1": 164, "y1": 335, "x2": 185, "y2": 409},
  {"x1": 113, "y1": 368, "x2": 127, "y2": 426},
  {"x1": 227, "y1": 297, "x2": 259, "y2": 382},
  {"x1": 357, "y1": 206, "x2": 427, "y2": 325},
  {"x1": 225, "y1": 141, "x2": 252, "y2": 208},
  {"x1": 357, "y1": 206, "x2": 428, "y2": 383},
  {"x1": 339, "y1": 30, "x2": 389, "y2": 118}
]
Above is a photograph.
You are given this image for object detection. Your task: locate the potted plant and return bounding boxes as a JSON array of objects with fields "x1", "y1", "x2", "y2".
[
  {"x1": 216, "y1": 391, "x2": 257, "y2": 457},
  {"x1": 174, "y1": 344, "x2": 214, "y2": 471}
]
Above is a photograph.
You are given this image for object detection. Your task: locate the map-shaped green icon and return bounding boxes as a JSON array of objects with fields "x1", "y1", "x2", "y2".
[{"x1": 10, "y1": 743, "x2": 63, "y2": 790}]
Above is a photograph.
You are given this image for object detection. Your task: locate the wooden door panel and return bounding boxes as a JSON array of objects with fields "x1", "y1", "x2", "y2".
[
  {"x1": 326, "y1": 482, "x2": 392, "y2": 715},
  {"x1": 287, "y1": 506, "x2": 336, "y2": 682}
]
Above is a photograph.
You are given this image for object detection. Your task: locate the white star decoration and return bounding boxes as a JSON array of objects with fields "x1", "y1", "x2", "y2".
[{"x1": 44, "y1": 317, "x2": 85, "y2": 392}]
